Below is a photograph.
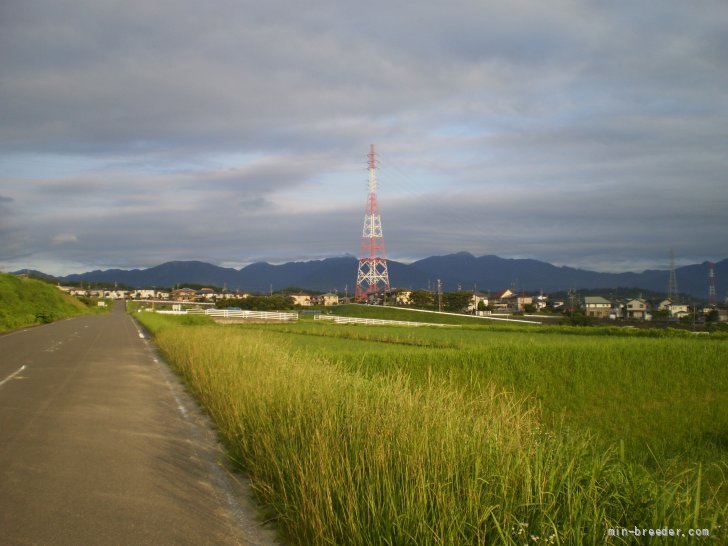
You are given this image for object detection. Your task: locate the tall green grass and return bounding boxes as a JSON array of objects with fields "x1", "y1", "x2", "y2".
[
  {"x1": 244, "y1": 323, "x2": 728, "y2": 470},
  {"x1": 137, "y1": 313, "x2": 727, "y2": 545},
  {"x1": 0, "y1": 273, "x2": 89, "y2": 331}
]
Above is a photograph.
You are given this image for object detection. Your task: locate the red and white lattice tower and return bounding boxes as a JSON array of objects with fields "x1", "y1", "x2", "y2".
[
  {"x1": 708, "y1": 261, "x2": 717, "y2": 306},
  {"x1": 355, "y1": 144, "x2": 390, "y2": 301}
]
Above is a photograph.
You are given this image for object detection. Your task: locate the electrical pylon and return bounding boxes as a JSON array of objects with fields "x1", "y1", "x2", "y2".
[
  {"x1": 667, "y1": 249, "x2": 679, "y2": 302},
  {"x1": 708, "y1": 262, "x2": 717, "y2": 306},
  {"x1": 355, "y1": 144, "x2": 390, "y2": 301}
]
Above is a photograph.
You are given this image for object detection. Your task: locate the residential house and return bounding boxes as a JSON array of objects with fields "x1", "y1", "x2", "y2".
[
  {"x1": 489, "y1": 290, "x2": 532, "y2": 311},
  {"x1": 316, "y1": 293, "x2": 340, "y2": 306},
  {"x1": 515, "y1": 294, "x2": 533, "y2": 311},
  {"x1": 669, "y1": 303, "x2": 689, "y2": 318},
  {"x1": 395, "y1": 290, "x2": 412, "y2": 305},
  {"x1": 172, "y1": 288, "x2": 198, "y2": 302},
  {"x1": 70, "y1": 288, "x2": 89, "y2": 297},
  {"x1": 220, "y1": 291, "x2": 248, "y2": 300},
  {"x1": 103, "y1": 289, "x2": 129, "y2": 299},
  {"x1": 658, "y1": 299, "x2": 689, "y2": 318},
  {"x1": 468, "y1": 292, "x2": 489, "y2": 313},
  {"x1": 61, "y1": 287, "x2": 88, "y2": 297},
  {"x1": 114, "y1": 288, "x2": 168, "y2": 300},
  {"x1": 197, "y1": 288, "x2": 217, "y2": 301},
  {"x1": 132, "y1": 289, "x2": 156, "y2": 299},
  {"x1": 584, "y1": 296, "x2": 612, "y2": 319},
  {"x1": 609, "y1": 301, "x2": 625, "y2": 319},
  {"x1": 491, "y1": 289, "x2": 514, "y2": 311},
  {"x1": 533, "y1": 293, "x2": 549, "y2": 310},
  {"x1": 493, "y1": 289, "x2": 514, "y2": 300},
  {"x1": 290, "y1": 293, "x2": 313, "y2": 306},
  {"x1": 625, "y1": 298, "x2": 650, "y2": 320}
]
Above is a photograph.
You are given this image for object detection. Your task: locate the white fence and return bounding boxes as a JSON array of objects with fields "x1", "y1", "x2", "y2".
[
  {"x1": 315, "y1": 314, "x2": 448, "y2": 327},
  {"x1": 187, "y1": 308, "x2": 298, "y2": 321}
]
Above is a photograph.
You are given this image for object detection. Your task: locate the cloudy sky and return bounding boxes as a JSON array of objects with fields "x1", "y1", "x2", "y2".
[{"x1": 1, "y1": 0, "x2": 727, "y2": 276}]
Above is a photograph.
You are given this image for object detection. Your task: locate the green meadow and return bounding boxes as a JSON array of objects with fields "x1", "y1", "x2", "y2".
[{"x1": 136, "y1": 310, "x2": 728, "y2": 545}]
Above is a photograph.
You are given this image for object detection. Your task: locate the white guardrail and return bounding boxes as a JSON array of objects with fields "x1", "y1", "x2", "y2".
[
  {"x1": 315, "y1": 314, "x2": 448, "y2": 327},
  {"x1": 186, "y1": 308, "x2": 299, "y2": 321}
]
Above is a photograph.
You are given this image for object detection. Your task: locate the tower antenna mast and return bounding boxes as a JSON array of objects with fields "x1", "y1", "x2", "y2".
[{"x1": 355, "y1": 144, "x2": 390, "y2": 301}]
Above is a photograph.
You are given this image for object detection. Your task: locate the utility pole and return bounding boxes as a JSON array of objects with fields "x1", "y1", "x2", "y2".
[
  {"x1": 437, "y1": 279, "x2": 443, "y2": 313},
  {"x1": 568, "y1": 288, "x2": 577, "y2": 317}
]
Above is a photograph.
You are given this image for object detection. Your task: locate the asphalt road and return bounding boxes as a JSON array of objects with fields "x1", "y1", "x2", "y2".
[{"x1": 0, "y1": 303, "x2": 280, "y2": 546}]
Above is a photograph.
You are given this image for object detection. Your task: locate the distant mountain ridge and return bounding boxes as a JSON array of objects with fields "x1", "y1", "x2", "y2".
[{"x1": 50, "y1": 252, "x2": 727, "y2": 300}]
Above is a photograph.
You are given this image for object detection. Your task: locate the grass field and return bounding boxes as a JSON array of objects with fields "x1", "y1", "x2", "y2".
[
  {"x1": 136, "y1": 310, "x2": 728, "y2": 545},
  {"x1": 0, "y1": 272, "x2": 92, "y2": 331}
]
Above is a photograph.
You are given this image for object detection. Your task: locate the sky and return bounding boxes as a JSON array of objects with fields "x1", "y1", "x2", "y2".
[{"x1": 1, "y1": 0, "x2": 727, "y2": 277}]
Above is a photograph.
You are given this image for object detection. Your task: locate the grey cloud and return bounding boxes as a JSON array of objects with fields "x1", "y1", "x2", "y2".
[
  {"x1": 0, "y1": 0, "x2": 726, "y2": 275},
  {"x1": 380, "y1": 183, "x2": 727, "y2": 272},
  {"x1": 2, "y1": 171, "x2": 724, "y2": 275},
  {"x1": 0, "y1": 1, "x2": 607, "y2": 155},
  {"x1": 239, "y1": 196, "x2": 271, "y2": 210}
]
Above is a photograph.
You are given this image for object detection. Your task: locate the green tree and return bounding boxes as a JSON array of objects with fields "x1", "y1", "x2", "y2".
[
  {"x1": 560, "y1": 311, "x2": 593, "y2": 326},
  {"x1": 442, "y1": 292, "x2": 472, "y2": 313},
  {"x1": 409, "y1": 290, "x2": 434, "y2": 309}
]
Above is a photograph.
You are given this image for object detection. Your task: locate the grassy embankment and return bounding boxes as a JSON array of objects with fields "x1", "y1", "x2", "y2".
[
  {"x1": 0, "y1": 272, "x2": 96, "y2": 332},
  {"x1": 329, "y1": 304, "x2": 525, "y2": 325},
  {"x1": 328, "y1": 304, "x2": 728, "y2": 336},
  {"x1": 137, "y1": 310, "x2": 727, "y2": 545}
]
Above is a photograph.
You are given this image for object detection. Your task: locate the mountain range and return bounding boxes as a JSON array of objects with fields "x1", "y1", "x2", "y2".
[{"x1": 45, "y1": 252, "x2": 726, "y2": 300}]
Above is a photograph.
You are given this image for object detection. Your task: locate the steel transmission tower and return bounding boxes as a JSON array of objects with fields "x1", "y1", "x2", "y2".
[
  {"x1": 667, "y1": 249, "x2": 679, "y2": 302},
  {"x1": 708, "y1": 262, "x2": 717, "y2": 306},
  {"x1": 355, "y1": 144, "x2": 390, "y2": 301}
]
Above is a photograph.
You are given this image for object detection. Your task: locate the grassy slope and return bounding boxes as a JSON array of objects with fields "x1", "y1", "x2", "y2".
[
  {"x1": 329, "y1": 304, "x2": 521, "y2": 325},
  {"x1": 0, "y1": 273, "x2": 89, "y2": 331}
]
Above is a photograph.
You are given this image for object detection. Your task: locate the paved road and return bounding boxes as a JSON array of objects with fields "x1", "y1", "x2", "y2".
[{"x1": 0, "y1": 303, "x2": 280, "y2": 546}]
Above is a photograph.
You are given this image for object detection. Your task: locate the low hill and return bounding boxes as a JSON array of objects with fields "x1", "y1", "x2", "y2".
[
  {"x1": 407, "y1": 253, "x2": 725, "y2": 297},
  {"x1": 40, "y1": 253, "x2": 728, "y2": 299},
  {"x1": 0, "y1": 273, "x2": 89, "y2": 332}
]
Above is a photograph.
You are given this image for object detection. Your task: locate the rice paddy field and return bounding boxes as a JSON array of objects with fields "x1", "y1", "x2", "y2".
[{"x1": 135, "y1": 310, "x2": 728, "y2": 545}]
